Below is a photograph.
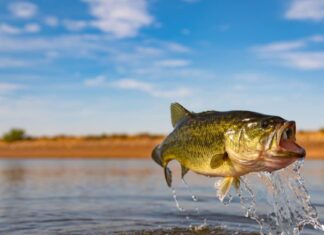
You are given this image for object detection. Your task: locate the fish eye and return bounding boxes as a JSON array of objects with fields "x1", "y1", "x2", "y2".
[{"x1": 261, "y1": 120, "x2": 269, "y2": 128}]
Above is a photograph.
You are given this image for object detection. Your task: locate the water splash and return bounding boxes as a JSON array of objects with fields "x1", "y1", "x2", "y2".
[
  {"x1": 238, "y1": 177, "x2": 261, "y2": 229},
  {"x1": 238, "y1": 159, "x2": 324, "y2": 234},
  {"x1": 171, "y1": 180, "x2": 198, "y2": 213},
  {"x1": 172, "y1": 179, "x2": 209, "y2": 230},
  {"x1": 190, "y1": 218, "x2": 208, "y2": 232},
  {"x1": 182, "y1": 178, "x2": 199, "y2": 215},
  {"x1": 170, "y1": 160, "x2": 323, "y2": 234},
  {"x1": 182, "y1": 178, "x2": 199, "y2": 202},
  {"x1": 171, "y1": 187, "x2": 184, "y2": 212}
]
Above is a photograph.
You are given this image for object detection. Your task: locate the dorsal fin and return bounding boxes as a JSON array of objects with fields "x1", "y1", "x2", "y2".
[{"x1": 170, "y1": 103, "x2": 191, "y2": 127}]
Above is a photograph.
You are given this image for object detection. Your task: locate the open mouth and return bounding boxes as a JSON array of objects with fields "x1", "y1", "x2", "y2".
[{"x1": 277, "y1": 121, "x2": 305, "y2": 158}]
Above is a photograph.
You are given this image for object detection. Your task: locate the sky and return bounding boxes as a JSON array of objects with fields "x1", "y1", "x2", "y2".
[{"x1": 0, "y1": 0, "x2": 323, "y2": 136}]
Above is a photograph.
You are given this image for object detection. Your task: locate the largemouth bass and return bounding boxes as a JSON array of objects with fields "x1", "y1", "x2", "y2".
[{"x1": 152, "y1": 103, "x2": 305, "y2": 200}]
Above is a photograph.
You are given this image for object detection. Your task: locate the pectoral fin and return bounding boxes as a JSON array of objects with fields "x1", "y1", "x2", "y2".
[
  {"x1": 210, "y1": 153, "x2": 228, "y2": 169},
  {"x1": 164, "y1": 166, "x2": 172, "y2": 187},
  {"x1": 217, "y1": 176, "x2": 240, "y2": 202}
]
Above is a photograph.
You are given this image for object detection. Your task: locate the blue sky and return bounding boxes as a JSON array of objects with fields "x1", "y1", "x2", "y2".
[{"x1": 0, "y1": 0, "x2": 323, "y2": 135}]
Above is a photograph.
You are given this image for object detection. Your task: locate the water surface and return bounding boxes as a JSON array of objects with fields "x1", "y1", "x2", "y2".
[{"x1": 0, "y1": 159, "x2": 323, "y2": 234}]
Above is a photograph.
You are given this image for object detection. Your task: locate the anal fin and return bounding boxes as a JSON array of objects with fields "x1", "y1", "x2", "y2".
[
  {"x1": 164, "y1": 166, "x2": 172, "y2": 187},
  {"x1": 216, "y1": 176, "x2": 240, "y2": 202},
  {"x1": 181, "y1": 165, "x2": 189, "y2": 178}
]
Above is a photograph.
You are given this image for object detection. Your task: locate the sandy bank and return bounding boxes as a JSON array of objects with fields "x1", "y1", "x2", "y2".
[{"x1": 0, "y1": 132, "x2": 323, "y2": 159}]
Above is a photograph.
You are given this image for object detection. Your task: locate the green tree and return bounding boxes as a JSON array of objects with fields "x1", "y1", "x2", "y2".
[{"x1": 2, "y1": 128, "x2": 27, "y2": 143}]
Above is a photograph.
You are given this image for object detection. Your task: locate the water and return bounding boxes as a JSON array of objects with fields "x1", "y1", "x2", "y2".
[
  {"x1": 233, "y1": 160, "x2": 324, "y2": 234},
  {"x1": 0, "y1": 159, "x2": 323, "y2": 234}
]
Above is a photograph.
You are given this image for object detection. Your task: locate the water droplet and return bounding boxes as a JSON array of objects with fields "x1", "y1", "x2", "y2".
[
  {"x1": 238, "y1": 161, "x2": 324, "y2": 234},
  {"x1": 182, "y1": 178, "x2": 199, "y2": 203},
  {"x1": 169, "y1": 159, "x2": 324, "y2": 234},
  {"x1": 171, "y1": 188, "x2": 184, "y2": 212}
]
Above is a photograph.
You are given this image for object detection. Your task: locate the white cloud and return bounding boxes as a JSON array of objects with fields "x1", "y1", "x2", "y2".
[
  {"x1": 181, "y1": 29, "x2": 190, "y2": 35},
  {"x1": 134, "y1": 46, "x2": 163, "y2": 56},
  {"x1": 253, "y1": 35, "x2": 324, "y2": 70},
  {"x1": 0, "y1": 82, "x2": 24, "y2": 93},
  {"x1": 217, "y1": 24, "x2": 230, "y2": 31},
  {"x1": 112, "y1": 79, "x2": 191, "y2": 98},
  {"x1": 278, "y1": 52, "x2": 324, "y2": 69},
  {"x1": 83, "y1": 76, "x2": 192, "y2": 98},
  {"x1": 0, "y1": 23, "x2": 41, "y2": 35},
  {"x1": 182, "y1": 0, "x2": 200, "y2": 3},
  {"x1": 0, "y1": 34, "x2": 194, "y2": 75},
  {"x1": 132, "y1": 66, "x2": 214, "y2": 81},
  {"x1": 24, "y1": 23, "x2": 41, "y2": 33},
  {"x1": 153, "y1": 87, "x2": 191, "y2": 98},
  {"x1": 83, "y1": 0, "x2": 153, "y2": 38},
  {"x1": 310, "y1": 35, "x2": 324, "y2": 42},
  {"x1": 45, "y1": 51, "x2": 60, "y2": 59},
  {"x1": 113, "y1": 78, "x2": 151, "y2": 91},
  {"x1": 63, "y1": 20, "x2": 88, "y2": 31},
  {"x1": 84, "y1": 75, "x2": 106, "y2": 87},
  {"x1": 0, "y1": 34, "x2": 190, "y2": 59},
  {"x1": 285, "y1": 0, "x2": 324, "y2": 21},
  {"x1": 0, "y1": 34, "x2": 109, "y2": 56},
  {"x1": 45, "y1": 16, "x2": 59, "y2": 27},
  {"x1": 165, "y1": 42, "x2": 191, "y2": 53},
  {"x1": 0, "y1": 23, "x2": 21, "y2": 35},
  {"x1": 155, "y1": 59, "x2": 190, "y2": 68},
  {"x1": 0, "y1": 57, "x2": 34, "y2": 68},
  {"x1": 8, "y1": 1, "x2": 38, "y2": 19},
  {"x1": 0, "y1": 33, "x2": 200, "y2": 83},
  {"x1": 111, "y1": 41, "x2": 190, "y2": 68},
  {"x1": 256, "y1": 40, "x2": 305, "y2": 52},
  {"x1": 234, "y1": 73, "x2": 265, "y2": 82}
]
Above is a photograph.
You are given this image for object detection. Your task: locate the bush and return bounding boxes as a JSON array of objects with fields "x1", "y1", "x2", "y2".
[{"x1": 2, "y1": 128, "x2": 27, "y2": 143}]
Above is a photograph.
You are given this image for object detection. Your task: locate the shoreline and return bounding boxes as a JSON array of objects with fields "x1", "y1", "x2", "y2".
[
  {"x1": 0, "y1": 132, "x2": 323, "y2": 160},
  {"x1": 0, "y1": 156, "x2": 322, "y2": 161}
]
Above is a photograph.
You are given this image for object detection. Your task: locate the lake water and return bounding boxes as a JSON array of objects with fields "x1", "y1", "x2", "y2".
[{"x1": 0, "y1": 159, "x2": 323, "y2": 235}]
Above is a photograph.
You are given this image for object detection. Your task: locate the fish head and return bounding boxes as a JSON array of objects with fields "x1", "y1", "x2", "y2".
[{"x1": 225, "y1": 114, "x2": 305, "y2": 173}]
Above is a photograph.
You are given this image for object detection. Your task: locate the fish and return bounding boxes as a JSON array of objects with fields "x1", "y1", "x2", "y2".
[{"x1": 152, "y1": 103, "x2": 306, "y2": 200}]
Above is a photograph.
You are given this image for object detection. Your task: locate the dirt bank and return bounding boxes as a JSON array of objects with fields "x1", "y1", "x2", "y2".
[{"x1": 0, "y1": 132, "x2": 323, "y2": 159}]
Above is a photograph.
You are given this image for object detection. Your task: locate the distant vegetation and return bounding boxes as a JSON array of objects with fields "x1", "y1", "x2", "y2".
[
  {"x1": 1, "y1": 128, "x2": 322, "y2": 143},
  {"x1": 1, "y1": 129, "x2": 164, "y2": 143},
  {"x1": 82, "y1": 133, "x2": 163, "y2": 140},
  {"x1": 2, "y1": 128, "x2": 29, "y2": 143}
]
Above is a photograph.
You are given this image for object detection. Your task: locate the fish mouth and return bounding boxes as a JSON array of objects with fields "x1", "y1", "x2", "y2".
[{"x1": 276, "y1": 121, "x2": 305, "y2": 158}]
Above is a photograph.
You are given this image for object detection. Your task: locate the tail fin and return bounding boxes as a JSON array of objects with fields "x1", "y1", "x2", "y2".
[{"x1": 152, "y1": 145, "x2": 163, "y2": 167}]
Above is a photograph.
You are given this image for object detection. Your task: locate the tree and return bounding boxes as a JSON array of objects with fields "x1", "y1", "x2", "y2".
[{"x1": 2, "y1": 128, "x2": 27, "y2": 143}]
